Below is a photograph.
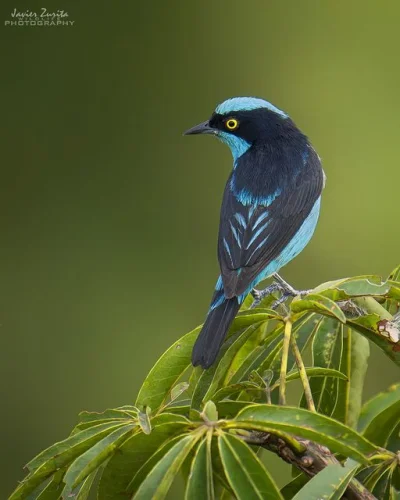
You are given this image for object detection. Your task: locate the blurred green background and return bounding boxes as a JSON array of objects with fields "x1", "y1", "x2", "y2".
[{"x1": 1, "y1": 0, "x2": 400, "y2": 495}]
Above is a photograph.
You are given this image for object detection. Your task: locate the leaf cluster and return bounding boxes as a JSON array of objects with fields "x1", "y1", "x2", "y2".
[{"x1": 9, "y1": 267, "x2": 400, "y2": 499}]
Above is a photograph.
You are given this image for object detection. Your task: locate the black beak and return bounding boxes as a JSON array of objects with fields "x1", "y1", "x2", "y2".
[{"x1": 183, "y1": 120, "x2": 216, "y2": 136}]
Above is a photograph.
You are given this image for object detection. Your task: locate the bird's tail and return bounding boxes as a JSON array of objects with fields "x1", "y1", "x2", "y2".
[{"x1": 192, "y1": 290, "x2": 241, "y2": 369}]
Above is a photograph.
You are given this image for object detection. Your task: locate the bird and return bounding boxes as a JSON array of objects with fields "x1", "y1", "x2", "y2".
[{"x1": 184, "y1": 97, "x2": 325, "y2": 369}]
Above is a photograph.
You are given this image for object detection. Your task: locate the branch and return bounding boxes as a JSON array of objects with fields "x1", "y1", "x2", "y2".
[{"x1": 243, "y1": 431, "x2": 376, "y2": 500}]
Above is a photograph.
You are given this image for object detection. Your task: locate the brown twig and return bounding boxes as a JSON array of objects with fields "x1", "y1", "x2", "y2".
[{"x1": 242, "y1": 431, "x2": 376, "y2": 500}]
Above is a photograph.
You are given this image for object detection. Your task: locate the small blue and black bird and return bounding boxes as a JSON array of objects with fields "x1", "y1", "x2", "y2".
[{"x1": 184, "y1": 97, "x2": 325, "y2": 369}]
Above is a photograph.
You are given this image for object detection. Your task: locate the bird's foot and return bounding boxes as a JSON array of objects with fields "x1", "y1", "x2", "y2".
[
  {"x1": 251, "y1": 283, "x2": 281, "y2": 308},
  {"x1": 251, "y1": 273, "x2": 312, "y2": 310},
  {"x1": 272, "y1": 274, "x2": 312, "y2": 298},
  {"x1": 270, "y1": 274, "x2": 312, "y2": 310}
]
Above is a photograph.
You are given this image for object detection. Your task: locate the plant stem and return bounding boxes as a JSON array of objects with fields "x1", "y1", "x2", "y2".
[
  {"x1": 279, "y1": 319, "x2": 292, "y2": 405},
  {"x1": 290, "y1": 333, "x2": 316, "y2": 412}
]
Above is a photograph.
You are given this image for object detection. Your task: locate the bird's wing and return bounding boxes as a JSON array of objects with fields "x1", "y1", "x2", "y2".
[{"x1": 218, "y1": 156, "x2": 323, "y2": 298}]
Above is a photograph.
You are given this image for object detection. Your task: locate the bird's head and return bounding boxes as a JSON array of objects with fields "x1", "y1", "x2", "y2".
[{"x1": 184, "y1": 97, "x2": 290, "y2": 161}]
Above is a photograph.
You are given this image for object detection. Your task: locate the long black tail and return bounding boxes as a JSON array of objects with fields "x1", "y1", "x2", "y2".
[{"x1": 192, "y1": 294, "x2": 241, "y2": 369}]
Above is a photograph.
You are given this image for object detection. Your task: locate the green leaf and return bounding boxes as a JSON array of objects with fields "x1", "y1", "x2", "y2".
[
  {"x1": 291, "y1": 459, "x2": 359, "y2": 500},
  {"x1": 97, "y1": 414, "x2": 190, "y2": 499},
  {"x1": 314, "y1": 275, "x2": 399, "y2": 301},
  {"x1": 224, "y1": 322, "x2": 268, "y2": 385},
  {"x1": 358, "y1": 383, "x2": 400, "y2": 446},
  {"x1": 128, "y1": 434, "x2": 187, "y2": 496},
  {"x1": 73, "y1": 406, "x2": 138, "y2": 432},
  {"x1": 227, "y1": 346, "x2": 268, "y2": 386},
  {"x1": 230, "y1": 327, "x2": 284, "y2": 384},
  {"x1": 138, "y1": 315, "x2": 270, "y2": 414},
  {"x1": 358, "y1": 382, "x2": 400, "y2": 432},
  {"x1": 335, "y1": 278, "x2": 393, "y2": 297},
  {"x1": 163, "y1": 402, "x2": 191, "y2": 416},
  {"x1": 213, "y1": 382, "x2": 261, "y2": 403},
  {"x1": 346, "y1": 300, "x2": 400, "y2": 367},
  {"x1": 135, "y1": 326, "x2": 200, "y2": 412},
  {"x1": 202, "y1": 324, "x2": 264, "y2": 403},
  {"x1": 9, "y1": 422, "x2": 129, "y2": 499},
  {"x1": 386, "y1": 420, "x2": 400, "y2": 453},
  {"x1": 188, "y1": 366, "x2": 202, "y2": 396},
  {"x1": 387, "y1": 264, "x2": 400, "y2": 315},
  {"x1": 388, "y1": 264, "x2": 400, "y2": 282},
  {"x1": 78, "y1": 406, "x2": 138, "y2": 424},
  {"x1": 190, "y1": 367, "x2": 217, "y2": 412},
  {"x1": 231, "y1": 405, "x2": 379, "y2": 463},
  {"x1": 35, "y1": 469, "x2": 65, "y2": 499},
  {"x1": 218, "y1": 432, "x2": 283, "y2": 500},
  {"x1": 392, "y1": 465, "x2": 400, "y2": 491},
  {"x1": 261, "y1": 315, "x2": 321, "y2": 403},
  {"x1": 191, "y1": 327, "x2": 259, "y2": 411},
  {"x1": 280, "y1": 474, "x2": 309, "y2": 499},
  {"x1": 261, "y1": 315, "x2": 327, "y2": 391},
  {"x1": 370, "y1": 467, "x2": 393, "y2": 500},
  {"x1": 349, "y1": 314, "x2": 400, "y2": 366},
  {"x1": 74, "y1": 470, "x2": 97, "y2": 499},
  {"x1": 202, "y1": 401, "x2": 218, "y2": 422},
  {"x1": 364, "y1": 463, "x2": 392, "y2": 491},
  {"x1": 185, "y1": 434, "x2": 215, "y2": 500},
  {"x1": 62, "y1": 423, "x2": 135, "y2": 495},
  {"x1": 170, "y1": 382, "x2": 189, "y2": 402},
  {"x1": 347, "y1": 330, "x2": 370, "y2": 428},
  {"x1": 284, "y1": 366, "x2": 348, "y2": 384},
  {"x1": 234, "y1": 309, "x2": 281, "y2": 326},
  {"x1": 9, "y1": 465, "x2": 52, "y2": 499},
  {"x1": 134, "y1": 432, "x2": 203, "y2": 500},
  {"x1": 308, "y1": 317, "x2": 343, "y2": 416},
  {"x1": 291, "y1": 294, "x2": 346, "y2": 323},
  {"x1": 210, "y1": 436, "x2": 235, "y2": 496},
  {"x1": 355, "y1": 463, "x2": 380, "y2": 485},
  {"x1": 240, "y1": 293, "x2": 254, "y2": 310},
  {"x1": 287, "y1": 313, "x2": 320, "y2": 372},
  {"x1": 236, "y1": 390, "x2": 254, "y2": 402},
  {"x1": 27, "y1": 421, "x2": 128, "y2": 473},
  {"x1": 331, "y1": 326, "x2": 351, "y2": 425},
  {"x1": 138, "y1": 407, "x2": 152, "y2": 435},
  {"x1": 332, "y1": 328, "x2": 370, "y2": 428},
  {"x1": 249, "y1": 316, "x2": 316, "y2": 388},
  {"x1": 217, "y1": 400, "x2": 257, "y2": 418},
  {"x1": 313, "y1": 275, "x2": 382, "y2": 293},
  {"x1": 256, "y1": 336, "x2": 285, "y2": 378}
]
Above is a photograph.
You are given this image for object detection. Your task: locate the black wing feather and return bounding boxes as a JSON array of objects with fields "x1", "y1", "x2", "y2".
[{"x1": 218, "y1": 148, "x2": 324, "y2": 298}]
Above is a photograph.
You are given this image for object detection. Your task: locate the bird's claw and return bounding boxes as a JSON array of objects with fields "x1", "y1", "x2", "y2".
[
  {"x1": 251, "y1": 283, "x2": 280, "y2": 308},
  {"x1": 270, "y1": 287, "x2": 311, "y2": 310},
  {"x1": 251, "y1": 274, "x2": 312, "y2": 310}
]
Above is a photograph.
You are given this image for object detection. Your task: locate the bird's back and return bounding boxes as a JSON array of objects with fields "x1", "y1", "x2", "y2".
[{"x1": 217, "y1": 135, "x2": 324, "y2": 300}]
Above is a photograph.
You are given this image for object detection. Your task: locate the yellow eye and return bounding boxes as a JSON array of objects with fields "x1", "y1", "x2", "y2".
[{"x1": 225, "y1": 118, "x2": 239, "y2": 131}]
